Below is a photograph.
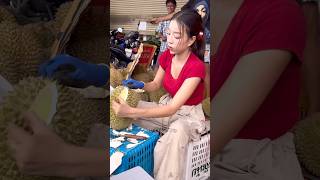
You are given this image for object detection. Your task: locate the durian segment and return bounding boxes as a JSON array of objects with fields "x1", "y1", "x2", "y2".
[
  {"x1": 202, "y1": 97, "x2": 211, "y2": 118},
  {"x1": 110, "y1": 86, "x2": 141, "y2": 130},
  {"x1": 29, "y1": 82, "x2": 58, "y2": 125},
  {"x1": 119, "y1": 86, "x2": 129, "y2": 101},
  {"x1": 295, "y1": 113, "x2": 320, "y2": 176}
]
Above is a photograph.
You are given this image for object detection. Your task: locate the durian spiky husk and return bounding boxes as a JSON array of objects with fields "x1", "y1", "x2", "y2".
[
  {"x1": 294, "y1": 113, "x2": 320, "y2": 176},
  {"x1": 0, "y1": 77, "x2": 97, "y2": 179},
  {"x1": 66, "y1": 36, "x2": 107, "y2": 64},
  {"x1": 202, "y1": 97, "x2": 211, "y2": 117},
  {"x1": 132, "y1": 64, "x2": 148, "y2": 75},
  {"x1": 0, "y1": 6, "x2": 15, "y2": 23},
  {"x1": 148, "y1": 87, "x2": 167, "y2": 103},
  {"x1": 52, "y1": 1, "x2": 73, "y2": 33},
  {"x1": 24, "y1": 22, "x2": 55, "y2": 49},
  {"x1": 110, "y1": 67, "x2": 124, "y2": 88},
  {"x1": 132, "y1": 73, "x2": 153, "y2": 102},
  {"x1": 0, "y1": 21, "x2": 48, "y2": 85},
  {"x1": 110, "y1": 86, "x2": 141, "y2": 130},
  {"x1": 132, "y1": 72, "x2": 152, "y2": 83}
]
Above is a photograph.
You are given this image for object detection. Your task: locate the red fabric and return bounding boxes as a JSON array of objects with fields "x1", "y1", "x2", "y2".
[
  {"x1": 159, "y1": 49, "x2": 206, "y2": 105},
  {"x1": 211, "y1": 0, "x2": 306, "y2": 139}
]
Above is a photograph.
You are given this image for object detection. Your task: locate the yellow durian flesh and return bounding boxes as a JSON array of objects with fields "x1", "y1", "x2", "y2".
[{"x1": 110, "y1": 86, "x2": 141, "y2": 130}]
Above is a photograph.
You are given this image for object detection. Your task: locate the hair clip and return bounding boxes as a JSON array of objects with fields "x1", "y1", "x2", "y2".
[{"x1": 197, "y1": 31, "x2": 204, "y2": 40}]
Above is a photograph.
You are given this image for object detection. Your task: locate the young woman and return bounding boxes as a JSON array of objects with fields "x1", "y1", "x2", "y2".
[
  {"x1": 212, "y1": 0, "x2": 306, "y2": 179},
  {"x1": 112, "y1": 10, "x2": 207, "y2": 180}
]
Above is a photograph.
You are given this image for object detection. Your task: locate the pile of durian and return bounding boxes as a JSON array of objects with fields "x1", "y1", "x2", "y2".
[
  {"x1": 0, "y1": 77, "x2": 103, "y2": 179},
  {"x1": 294, "y1": 113, "x2": 320, "y2": 177}
]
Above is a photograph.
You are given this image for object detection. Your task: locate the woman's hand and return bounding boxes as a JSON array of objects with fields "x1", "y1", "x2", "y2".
[
  {"x1": 112, "y1": 98, "x2": 134, "y2": 118},
  {"x1": 7, "y1": 111, "x2": 71, "y2": 176}
]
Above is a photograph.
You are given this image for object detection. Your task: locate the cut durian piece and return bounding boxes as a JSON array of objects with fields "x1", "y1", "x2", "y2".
[
  {"x1": 29, "y1": 81, "x2": 58, "y2": 125},
  {"x1": 119, "y1": 86, "x2": 129, "y2": 101},
  {"x1": 110, "y1": 86, "x2": 142, "y2": 130}
]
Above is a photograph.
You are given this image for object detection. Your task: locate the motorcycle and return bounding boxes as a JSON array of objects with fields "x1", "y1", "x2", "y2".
[{"x1": 110, "y1": 28, "x2": 141, "y2": 69}]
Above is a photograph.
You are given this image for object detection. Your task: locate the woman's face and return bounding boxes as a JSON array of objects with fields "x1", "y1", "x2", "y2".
[
  {"x1": 166, "y1": 2, "x2": 176, "y2": 14},
  {"x1": 166, "y1": 20, "x2": 195, "y2": 55}
]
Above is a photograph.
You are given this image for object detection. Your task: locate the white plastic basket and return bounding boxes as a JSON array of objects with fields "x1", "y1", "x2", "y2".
[{"x1": 184, "y1": 133, "x2": 210, "y2": 180}]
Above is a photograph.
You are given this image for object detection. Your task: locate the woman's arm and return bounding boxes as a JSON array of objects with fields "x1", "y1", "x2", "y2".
[
  {"x1": 212, "y1": 50, "x2": 291, "y2": 156},
  {"x1": 7, "y1": 112, "x2": 107, "y2": 177},
  {"x1": 143, "y1": 66, "x2": 165, "y2": 92},
  {"x1": 60, "y1": 145, "x2": 107, "y2": 177},
  {"x1": 150, "y1": 12, "x2": 176, "y2": 24},
  {"x1": 113, "y1": 77, "x2": 201, "y2": 118}
]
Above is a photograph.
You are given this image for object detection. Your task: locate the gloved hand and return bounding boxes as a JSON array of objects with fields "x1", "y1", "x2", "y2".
[
  {"x1": 39, "y1": 54, "x2": 109, "y2": 88},
  {"x1": 122, "y1": 78, "x2": 144, "y2": 89}
]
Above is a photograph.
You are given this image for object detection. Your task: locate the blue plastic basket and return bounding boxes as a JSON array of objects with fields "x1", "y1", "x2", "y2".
[{"x1": 110, "y1": 124, "x2": 160, "y2": 176}]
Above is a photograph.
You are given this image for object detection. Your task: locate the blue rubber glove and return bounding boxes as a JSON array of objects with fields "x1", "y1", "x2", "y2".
[
  {"x1": 122, "y1": 78, "x2": 144, "y2": 89},
  {"x1": 39, "y1": 54, "x2": 109, "y2": 88}
]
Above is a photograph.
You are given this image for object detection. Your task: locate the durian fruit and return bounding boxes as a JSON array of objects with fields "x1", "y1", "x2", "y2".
[
  {"x1": 0, "y1": 21, "x2": 20, "y2": 84},
  {"x1": 132, "y1": 72, "x2": 152, "y2": 83},
  {"x1": 148, "y1": 87, "x2": 167, "y2": 103},
  {"x1": 64, "y1": 3, "x2": 108, "y2": 64},
  {"x1": 132, "y1": 73, "x2": 153, "y2": 102},
  {"x1": 147, "y1": 69, "x2": 156, "y2": 78},
  {"x1": 110, "y1": 86, "x2": 141, "y2": 130},
  {"x1": 294, "y1": 113, "x2": 320, "y2": 176},
  {"x1": 24, "y1": 22, "x2": 55, "y2": 49},
  {"x1": 132, "y1": 64, "x2": 148, "y2": 75},
  {"x1": 66, "y1": 36, "x2": 107, "y2": 64},
  {"x1": 0, "y1": 21, "x2": 47, "y2": 85},
  {"x1": 110, "y1": 67, "x2": 125, "y2": 88},
  {"x1": 0, "y1": 77, "x2": 96, "y2": 179},
  {"x1": 52, "y1": 1, "x2": 73, "y2": 33},
  {"x1": 17, "y1": 25, "x2": 48, "y2": 78},
  {"x1": 202, "y1": 97, "x2": 211, "y2": 117},
  {"x1": 0, "y1": 6, "x2": 15, "y2": 23},
  {"x1": 68, "y1": 5, "x2": 107, "y2": 40}
]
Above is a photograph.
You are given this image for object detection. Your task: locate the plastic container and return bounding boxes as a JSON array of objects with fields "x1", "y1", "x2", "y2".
[
  {"x1": 110, "y1": 124, "x2": 160, "y2": 176},
  {"x1": 184, "y1": 132, "x2": 210, "y2": 180}
]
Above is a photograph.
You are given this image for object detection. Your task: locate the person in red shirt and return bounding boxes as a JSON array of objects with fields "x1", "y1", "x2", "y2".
[
  {"x1": 212, "y1": 0, "x2": 306, "y2": 179},
  {"x1": 112, "y1": 10, "x2": 207, "y2": 180}
]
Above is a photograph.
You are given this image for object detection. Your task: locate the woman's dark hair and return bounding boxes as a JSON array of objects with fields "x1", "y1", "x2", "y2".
[
  {"x1": 181, "y1": 0, "x2": 196, "y2": 10},
  {"x1": 166, "y1": 0, "x2": 177, "y2": 6},
  {"x1": 171, "y1": 9, "x2": 205, "y2": 60}
]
